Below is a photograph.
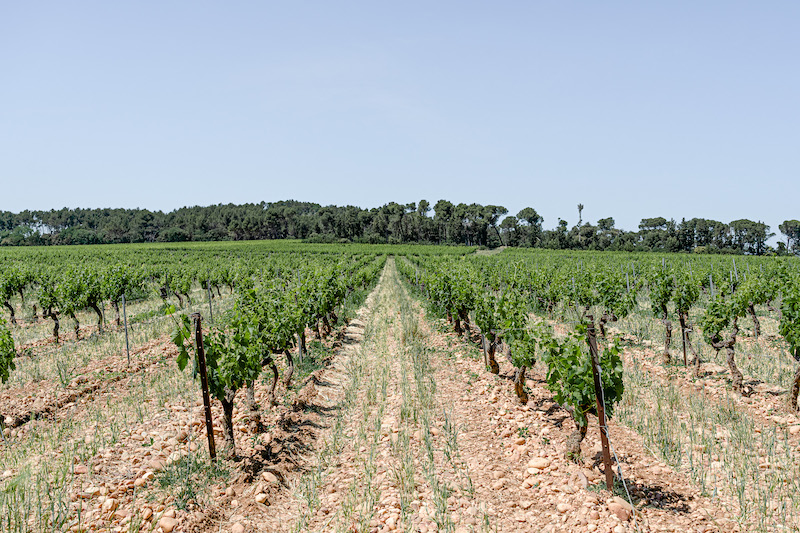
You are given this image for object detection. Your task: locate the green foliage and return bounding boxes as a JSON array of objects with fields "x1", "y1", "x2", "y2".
[
  {"x1": 673, "y1": 271, "x2": 700, "y2": 315},
  {"x1": 700, "y1": 281, "x2": 746, "y2": 345},
  {"x1": 0, "y1": 317, "x2": 15, "y2": 384},
  {"x1": 494, "y1": 289, "x2": 536, "y2": 368},
  {"x1": 540, "y1": 327, "x2": 624, "y2": 429},
  {"x1": 171, "y1": 311, "x2": 260, "y2": 403},
  {"x1": 648, "y1": 268, "x2": 674, "y2": 319},
  {"x1": 780, "y1": 278, "x2": 800, "y2": 361}
]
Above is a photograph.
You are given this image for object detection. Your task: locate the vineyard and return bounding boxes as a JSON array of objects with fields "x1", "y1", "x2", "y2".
[{"x1": 1, "y1": 242, "x2": 800, "y2": 532}]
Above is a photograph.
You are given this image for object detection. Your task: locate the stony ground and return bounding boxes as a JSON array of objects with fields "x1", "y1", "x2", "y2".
[{"x1": 3, "y1": 259, "x2": 791, "y2": 532}]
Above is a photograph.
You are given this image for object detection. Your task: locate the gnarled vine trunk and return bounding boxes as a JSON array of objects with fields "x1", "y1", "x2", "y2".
[
  {"x1": 748, "y1": 303, "x2": 760, "y2": 338},
  {"x1": 513, "y1": 366, "x2": 528, "y2": 404},
  {"x1": 680, "y1": 313, "x2": 701, "y2": 375},
  {"x1": 481, "y1": 334, "x2": 489, "y2": 368},
  {"x1": 265, "y1": 356, "x2": 279, "y2": 406},
  {"x1": 711, "y1": 319, "x2": 742, "y2": 393},
  {"x1": 283, "y1": 349, "x2": 294, "y2": 388},
  {"x1": 661, "y1": 318, "x2": 672, "y2": 365},
  {"x1": 565, "y1": 423, "x2": 588, "y2": 462},
  {"x1": 790, "y1": 365, "x2": 800, "y2": 411},
  {"x1": 246, "y1": 381, "x2": 261, "y2": 432},
  {"x1": 599, "y1": 312, "x2": 617, "y2": 339},
  {"x1": 459, "y1": 309, "x2": 471, "y2": 339},
  {"x1": 3, "y1": 301, "x2": 15, "y2": 325},
  {"x1": 72, "y1": 314, "x2": 80, "y2": 340},
  {"x1": 112, "y1": 300, "x2": 121, "y2": 326},
  {"x1": 46, "y1": 309, "x2": 59, "y2": 343},
  {"x1": 220, "y1": 388, "x2": 237, "y2": 458},
  {"x1": 89, "y1": 302, "x2": 103, "y2": 333},
  {"x1": 486, "y1": 338, "x2": 500, "y2": 374}
]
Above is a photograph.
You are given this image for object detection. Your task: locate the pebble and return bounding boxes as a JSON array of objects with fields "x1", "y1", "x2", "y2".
[
  {"x1": 231, "y1": 523, "x2": 245, "y2": 533},
  {"x1": 608, "y1": 496, "x2": 633, "y2": 521},
  {"x1": 255, "y1": 493, "x2": 267, "y2": 504},
  {"x1": 556, "y1": 503, "x2": 571, "y2": 514},
  {"x1": 158, "y1": 517, "x2": 177, "y2": 533},
  {"x1": 101, "y1": 498, "x2": 118, "y2": 513},
  {"x1": 528, "y1": 457, "x2": 550, "y2": 470},
  {"x1": 262, "y1": 471, "x2": 279, "y2": 484}
]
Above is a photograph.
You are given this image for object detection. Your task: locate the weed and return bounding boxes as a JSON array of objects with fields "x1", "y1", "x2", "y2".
[{"x1": 154, "y1": 453, "x2": 229, "y2": 510}]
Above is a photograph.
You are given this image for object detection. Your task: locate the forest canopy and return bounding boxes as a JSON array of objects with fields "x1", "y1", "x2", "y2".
[{"x1": 0, "y1": 200, "x2": 791, "y2": 255}]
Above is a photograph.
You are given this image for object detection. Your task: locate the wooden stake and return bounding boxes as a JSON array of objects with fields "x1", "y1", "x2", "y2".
[
  {"x1": 192, "y1": 313, "x2": 217, "y2": 461},
  {"x1": 207, "y1": 285, "x2": 214, "y2": 324},
  {"x1": 586, "y1": 315, "x2": 614, "y2": 491},
  {"x1": 122, "y1": 294, "x2": 130, "y2": 366}
]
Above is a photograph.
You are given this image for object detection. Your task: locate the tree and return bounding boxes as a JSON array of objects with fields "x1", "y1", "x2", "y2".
[
  {"x1": 499, "y1": 216, "x2": 520, "y2": 246},
  {"x1": 484, "y1": 205, "x2": 508, "y2": 246},
  {"x1": 729, "y1": 219, "x2": 773, "y2": 255},
  {"x1": 780, "y1": 220, "x2": 800, "y2": 254},
  {"x1": 516, "y1": 207, "x2": 543, "y2": 247},
  {"x1": 433, "y1": 200, "x2": 454, "y2": 244}
]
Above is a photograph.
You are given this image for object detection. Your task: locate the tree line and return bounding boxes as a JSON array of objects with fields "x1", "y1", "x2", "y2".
[{"x1": 0, "y1": 200, "x2": 796, "y2": 255}]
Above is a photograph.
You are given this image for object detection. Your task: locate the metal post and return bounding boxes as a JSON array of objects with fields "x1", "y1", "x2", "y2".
[
  {"x1": 192, "y1": 313, "x2": 217, "y2": 460},
  {"x1": 207, "y1": 285, "x2": 214, "y2": 324},
  {"x1": 682, "y1": 325, "x2": 688, "y2": 367},
  {"x1": 122, "y1": 294, "x2": 130, "y2": 366},
  {"x1": 586, "y1": 315, "x2": 614, "y2": 491},
  {"x1": 626, "y1": 272, "x2": 630, "y2": 293}
]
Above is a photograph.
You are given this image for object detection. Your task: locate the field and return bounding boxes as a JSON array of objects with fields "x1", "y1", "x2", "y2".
[{"x1": 1, "y1": 242, "x2": 799, "y2": 533}]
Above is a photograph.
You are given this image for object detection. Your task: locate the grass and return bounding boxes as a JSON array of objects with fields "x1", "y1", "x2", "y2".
[
  {"x1": 0, "y1": 283, "x2": 234, "y2": 533},
  {"x1": 616, "y1": 350, "x2": 800, "y2": 532},
  {"x1": 153, "y1": 452, "x2": 229, "y2": 510}
]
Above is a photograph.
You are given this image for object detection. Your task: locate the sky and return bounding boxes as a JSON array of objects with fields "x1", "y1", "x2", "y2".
[{"x1": 1, "y1": 2, "x2": 798, "y2": 238}]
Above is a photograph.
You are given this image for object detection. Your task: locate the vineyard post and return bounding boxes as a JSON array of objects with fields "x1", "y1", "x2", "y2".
[
  {"x1": 192, "y1": 313, "x2": 217, "y2": 461},
  {"x1": 682, "y1": 328, "x2": 688, "y2": 367},
  {"x1": 625, "y1": 272, "x2": 630, "y2": 293},
  {"x1": 586, "y1": 315, "x2": 614, "y2": 491},
  {"x1": 709, "y1": 274, "x2": 715, "y2": 298},
  {"x1": 207, "y1": 285, "x2": 214, "y2": 324},
  {"x1": 733, "y1": 259, "x2": 739, "y2": 282},
  {"x1": 122, "y1": 294, "x2": 130, "y2": 366}
]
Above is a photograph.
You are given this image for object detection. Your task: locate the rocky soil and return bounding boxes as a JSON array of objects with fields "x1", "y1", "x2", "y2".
[{"x1": 1, "y1": 260, "x2": 775, "y2": 532}]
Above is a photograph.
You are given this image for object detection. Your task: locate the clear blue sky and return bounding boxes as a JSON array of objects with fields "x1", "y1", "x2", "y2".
[{"x1": 2, "y1": 2, "x2": 798, "y2": 237}]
